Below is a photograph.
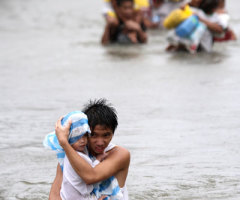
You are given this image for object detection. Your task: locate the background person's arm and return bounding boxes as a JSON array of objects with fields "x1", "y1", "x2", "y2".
[
  {"x1": 199, "y1": 17, "x2": 224, "y2": 33},
  {"x1": 49, "y1": 164, "x2": 63, "y2": 200},
  {"x1": 101, "y1": 24, "x2": 112, "y2": 45},
  {"x1": 137, "y1": 28, "x2": 147, "y2": 43},
  {"x1": 124, "y1": 20, "x2": 147, "y2": 43}
]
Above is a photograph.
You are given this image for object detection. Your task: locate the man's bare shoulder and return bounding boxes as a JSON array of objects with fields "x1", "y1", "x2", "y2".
[
  {"x1": 115, "y1": 145, "x2": 130, "y2": 155},
  {"x1": 108, "y1": 145, "x2": 130, "y2": 164}
]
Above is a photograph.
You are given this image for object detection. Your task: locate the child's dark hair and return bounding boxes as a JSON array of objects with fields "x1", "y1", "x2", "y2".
[
  {"x1": 117, "y1": 0, "x2": 134, "y2": 6},
  {"x1": 82, "y1": 98, "x2": 118, "y2": 133},
  {"x1": 199, "y1": 0, "x2": 220, "y2": 14}
]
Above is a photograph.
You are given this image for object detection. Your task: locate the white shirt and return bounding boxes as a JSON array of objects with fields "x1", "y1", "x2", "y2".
[
  {"x1": 60, "y1": 151, "x2": 99, "y2": 200},
  {"x1": 60, "y1": 143, "x2": 128, "y2": 200}
]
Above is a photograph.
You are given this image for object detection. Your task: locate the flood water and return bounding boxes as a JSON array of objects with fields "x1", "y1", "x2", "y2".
[{"x1": 0, "y1": 0, "x2": 240, "y2": 199}]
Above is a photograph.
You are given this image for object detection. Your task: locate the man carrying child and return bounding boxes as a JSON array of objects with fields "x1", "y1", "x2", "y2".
[
  {"x1": 101, "y1": 0, "x2": 147, "y2": 44},
  {"x1": 48, "y1": 99, "x2": 130, "y2": 200}
]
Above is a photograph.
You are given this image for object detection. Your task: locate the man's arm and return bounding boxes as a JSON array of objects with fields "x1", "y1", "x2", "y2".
[
  {"x1": 49, "y1": 162, "x2": 114, "y2": 200},
  {"x1": 124, "y1": 20, "x2": 147, "y2": 43},
  {"x1": 55, "y1": 118, "x2": 130, "y2": 186},
  {"x1": 199, "y1": 17, "x2": 224, "y2": 33},
  {"x1": 143, "y1": 17, "x2": 159, "y2": 29},
  {"x1": 61, "y1": 141, "x2": 130, "y2": 185},
  {"x1": 102, "y1": 24, "x2": 112, "y2": 45},
  {"x1": 49, "y1": 163, "x2": 63, "y2": 200},
  {"x1": 135, "y1": 12, "x2": 148, "y2": 43},
  {"x1": 136, "y1": 28, "x2": 147, "y2": 43}
]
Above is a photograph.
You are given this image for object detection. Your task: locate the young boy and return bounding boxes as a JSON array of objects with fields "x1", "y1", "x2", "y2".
[
  {"x1": 44, "y1": 111, "x2": 123, "y2": 200},
  {"x1": 101, "y1": 0, "x2": 147, "y2": 44}
]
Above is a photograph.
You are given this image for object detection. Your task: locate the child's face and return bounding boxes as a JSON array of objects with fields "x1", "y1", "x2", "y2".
[
  {"x1": 71, "y1": 134, "x2": 88, "y2": 152},
  {"x1": 119, "y1": 1, "x2": 134, "y2": 19}
]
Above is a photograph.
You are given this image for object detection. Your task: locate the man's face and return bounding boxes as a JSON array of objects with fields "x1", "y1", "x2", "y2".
[
  {"x1": 119, "y1": 1, "x2": 134, "y2": 19},
  {"x1": 88, "y1": 125, "x2": 113, "y2": 156}
]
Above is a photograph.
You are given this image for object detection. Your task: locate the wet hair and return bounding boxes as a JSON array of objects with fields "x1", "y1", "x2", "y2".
[
  {"x1": 82, "y1": 98, "x2": 118, "y2": 133},
  {"x1": 117, "y1": 0, "x2": 134, "y2": 6},
  {"x1": 199, "y1": 0, "x2": 220, "y2": 14}
]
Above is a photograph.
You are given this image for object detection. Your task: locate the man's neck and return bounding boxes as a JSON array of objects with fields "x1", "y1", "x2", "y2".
[{"x1": 87, "y1": 146, "x2": 98, "y2": 157}]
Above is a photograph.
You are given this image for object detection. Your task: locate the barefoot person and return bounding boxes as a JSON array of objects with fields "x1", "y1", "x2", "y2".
[{"x1": 49, "y1": 99, "x2": 130, "y2": 200}]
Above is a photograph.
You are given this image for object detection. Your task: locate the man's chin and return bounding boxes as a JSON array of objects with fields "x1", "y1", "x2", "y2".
[{"x1": 95, "y1": 147, "x2": 105, "y2": 154}]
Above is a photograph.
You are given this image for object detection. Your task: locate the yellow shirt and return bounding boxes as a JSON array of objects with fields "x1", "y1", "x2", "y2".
[{"x1": 135, "y1": 0, "x2": 149, "y2": 9}]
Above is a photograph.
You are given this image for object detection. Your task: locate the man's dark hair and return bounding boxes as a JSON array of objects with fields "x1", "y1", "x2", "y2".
[
  {"x1": 82, "y1": 99, "x2": 118, "y2": 133},
  {"x1": 199, "y1": 0, "x2": 219, "y2": 14},
  {"x1": 117, "y1": 0, "x2": 134, "y2": 6}
]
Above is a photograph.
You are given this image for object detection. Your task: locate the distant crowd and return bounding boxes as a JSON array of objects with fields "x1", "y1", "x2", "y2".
[{"x1": 101, "y1": 0, "x2": 237, "y2": 53}]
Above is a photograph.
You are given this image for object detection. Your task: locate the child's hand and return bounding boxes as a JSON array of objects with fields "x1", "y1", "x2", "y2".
[
  {"x1": 55, "y1": 116, "x2": 71, "y2": 147},
  {"x1": 96, "y1": 152, "x2": 109, "y2": 162}
]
